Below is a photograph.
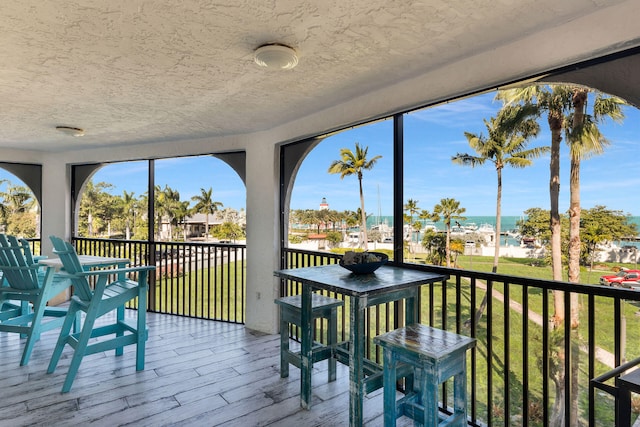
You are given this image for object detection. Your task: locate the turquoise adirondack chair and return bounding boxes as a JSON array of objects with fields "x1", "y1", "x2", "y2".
[
  {"x1": 47, "y1": 235, "x2": 155, "y2": 392},
  {"x1": 0, "y1": 234, "x2": 75, "y2": 366}
]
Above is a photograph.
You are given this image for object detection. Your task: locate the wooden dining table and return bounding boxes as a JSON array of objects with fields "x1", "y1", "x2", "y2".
[{"x1": 274, "y1": 263, "x2": 447, "y2": 427}]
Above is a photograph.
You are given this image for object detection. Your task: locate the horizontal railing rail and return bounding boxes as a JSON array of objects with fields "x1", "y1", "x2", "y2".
[
  {"x1": 73, "y1": 237, "x2": 246, "y2": 324},
  {"x1": 281, "y1": 247, "x2": 640, "y2": 427},
  {"x1": 24, "y1": 238, "x2": 41, "y2": 256}
]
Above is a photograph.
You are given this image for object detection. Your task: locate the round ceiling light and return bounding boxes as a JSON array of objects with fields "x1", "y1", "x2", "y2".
[
  {"x1": 254, "y1": 44, "x2": 299, "y2": 70},
  {"x1": 56, "y1": 126, "x2": 85, "y2": 137}
]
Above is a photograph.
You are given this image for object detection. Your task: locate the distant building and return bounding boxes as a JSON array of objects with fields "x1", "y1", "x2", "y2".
[
  {"x1": 319, "y1": 197, "x2": 329, "y2": 210},
  {"x1": 159, "y1": 212, "x2": 223, "y2": 240}
]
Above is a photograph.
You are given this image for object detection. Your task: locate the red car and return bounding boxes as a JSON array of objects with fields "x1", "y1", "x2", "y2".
[{"x1": 599, "y1": 269, "x2": 640, "y2": 286}]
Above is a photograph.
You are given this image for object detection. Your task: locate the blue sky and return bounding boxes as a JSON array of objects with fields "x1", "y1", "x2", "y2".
[
  {"x1": 1, "y1": 90, "x2": 638, "y2": 217},
  {"x1": 292, "y1": 91, "x2": 640, "y2": 216}
]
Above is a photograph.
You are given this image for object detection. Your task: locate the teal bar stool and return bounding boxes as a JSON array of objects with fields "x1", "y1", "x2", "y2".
[
  {"x1": 275, "y1": 293, "x2": 343, "y2": 384},
  {"x1": 374, "y1": 324, "x2": 476, "y2": 427}
]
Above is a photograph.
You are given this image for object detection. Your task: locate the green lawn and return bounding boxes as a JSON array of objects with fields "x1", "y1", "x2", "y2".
[
  {"x1": 409, "y1": 254, "x2": 633, "y2": 425},
  {"x1": 152, "y1": 260, "x2": 246, "y2": 322}
]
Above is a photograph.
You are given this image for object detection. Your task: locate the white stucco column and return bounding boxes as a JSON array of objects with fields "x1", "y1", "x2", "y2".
[
  {"x1": 244, "y1": 139, "x2": 280, "y2": 334},
  {"x1": 40, "y1": 155, "x2": 71, "y2": 257}
]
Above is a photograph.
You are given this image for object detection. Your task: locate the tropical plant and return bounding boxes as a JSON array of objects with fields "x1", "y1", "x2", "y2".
[
  {"x1": 431, "y1": 198, "x2": 466, "y2": 267},
  {"x1": 6, "y1": 211, "x2": 37, "y2": 237},
  {"x1": 497, "y1": 86, "x2": 573, "y2": 285},
  {"x1": 121, "y1": 190, "x2": 137, "y2": 240},
  {"x1": 325, "y1": 231, "x2": 343, "y2": 246},
  {"x1": 404, "y1": 199, "x2": 420, "y2": 250},
  {"x1": 328, "y1": 142, "x2": 382, "y2": 250},
  {"x1": 500, "y1": 85, "x2": 626, "y2": 331},
  {"x1": 495, "y1": 89, "x2": 577, "y2": 426},
  {"x1": 0, "y1": 182, "x2": 38, "y2": 237},
  {"x1": 453, "y1": 102, "x2": 544, "y2": 273},
  {"x1": 191, "y1": 187, "x2": 223, "y2": 240},
  {"x1": 566, "y1": 89, "x2": 625, "y2": 288},
  {"x1": 449, "y1": 238, "x2": 465, "y2": 267},
  {"x1": 213, "y1": 221, "x2": 244, "y2": 242},
  {"x1": 78, "y1": 180, "x2": 114, "y2": 237},
  {"x1": 579, "y1": 206, "x2": 636, "y2": 268},
  {"x1": 418, "y1": 209, "x2": 433, "y2": 226},
  {"x1": 421, "y1": 228, "x2": 446, "y2": 265},
  {"x1": 155, "y1": 185, "x2": 181, "y2": 240},
  {"x1": 0, "y1": 183, "x2": 35, "y2": 214},
  {"x1": 342, "y1": 210, "x2": 360, "y2": 229},
  {"x1": 173, "y1": 200, "x2": 192, "y2": 241}
]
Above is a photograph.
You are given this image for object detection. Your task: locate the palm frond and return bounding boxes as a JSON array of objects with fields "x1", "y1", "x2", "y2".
[{"x1": 451, "y1": 153, "x2": 485, "y2": 167}]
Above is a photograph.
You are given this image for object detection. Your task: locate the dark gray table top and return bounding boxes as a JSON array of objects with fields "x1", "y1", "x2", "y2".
[{"x1": 274, "y1": 264, "x2": 447, "y2": 297}]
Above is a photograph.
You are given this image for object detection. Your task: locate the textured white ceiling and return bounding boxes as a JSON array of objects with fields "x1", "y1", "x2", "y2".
[{"x1": 1, "y1": 0, "x2": 639, "y2": 152}]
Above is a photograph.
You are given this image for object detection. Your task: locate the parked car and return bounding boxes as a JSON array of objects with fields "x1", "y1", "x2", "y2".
[
  {"x1": 599, "y1": 269, "x2": 640, "y2": 286},
  {"x1": 620, "y1": 280, "x2": 640, "y2": 290}
]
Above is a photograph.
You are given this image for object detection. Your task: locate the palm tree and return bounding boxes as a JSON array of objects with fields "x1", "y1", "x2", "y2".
[
  {"x1": 418, "y1": 209, "x2": 433, "y2": 223},
  {"x1": 328, "y1": 142, "x2": 382, "y2": 250},
  {"x1": 453, "y1": 103, "x2": 544, "y2": 273},
  {"x1": 121, "y1": 191, "x2": 136, "y2": 240},
  {"x1": 154, "y1": 185, "x2": 180, "y2": 240},
  {"x1": 495, "y1": 92, "x2": 575, "y2": 425},
  {"x1": 498, "y1": 85, "x2": 624, "y2": 425},
  {"x1": 80, "y1": 180, "x2": 113, "y2": 237},
  {"x1": 174, "y1": 200, "x2": 192, "y2": 241},
  {"x1": 566, "y1": 89, "x2": 625, "y2": 288},
  {"x1": 191, "y1": 187, "x2": 223, "y2": 240},
  {"x1": 431, "y1": 198, "x2": 466, "y2": 267},
  {"x1": 404, "y1": 199, "x2": 420, "y2": 251},
  {"x1": 0, "y1": 183, "x2": 34, "y2": 214},
  {"x1": 497, "y1": 86, "x2": 573, "y2": 287},
  {"x1": 342, "y1": 210, "x2": 360, "y2": 229}
]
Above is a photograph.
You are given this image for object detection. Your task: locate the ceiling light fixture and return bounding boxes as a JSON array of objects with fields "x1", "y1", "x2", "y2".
[
  {"x1": 254, "y1": 44, "x2": 299, "y2": 70},
  {"x1": 56, "y1": 126, "x2": 85, "y2": 137}
]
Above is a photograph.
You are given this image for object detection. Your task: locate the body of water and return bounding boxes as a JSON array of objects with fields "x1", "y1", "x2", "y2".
[{"x1": 368, "y1": 215, "x2": 640, "y2": 248}]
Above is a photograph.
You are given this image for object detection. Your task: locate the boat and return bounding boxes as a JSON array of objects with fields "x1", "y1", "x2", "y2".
[
  {"x1": 450, "y1": 226, "x2": 466, "y2": 235},
  {"x1": 477, "y1": 223, "x2": 495, "y2": 234},
  {"x1": 506, "y1": 229, "x2": 520, "y2": 238},
  {"x1": 422, "y1": 223, "x2": 439, "y2": 233},
  {"x1": 463, "y1": 222, "x2": 478, "y2": 232}
]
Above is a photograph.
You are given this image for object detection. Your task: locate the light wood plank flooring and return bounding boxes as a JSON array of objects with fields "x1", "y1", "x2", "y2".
[{"x1": 0, "y1": 311, "x2": 416, "y2": 427}]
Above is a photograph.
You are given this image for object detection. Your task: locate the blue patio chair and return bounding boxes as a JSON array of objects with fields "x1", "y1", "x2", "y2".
[
  {"x1": 47, "y1": 235, "x2": 155, "y2": 392},
  {"x1": 0, "y1": 234, "x2": 75, "y2": 366}
]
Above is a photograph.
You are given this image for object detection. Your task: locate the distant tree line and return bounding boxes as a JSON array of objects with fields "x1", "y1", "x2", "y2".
[
  {"x1": 77, "y1": 181, "x2": 246, "y2": 242},
  {"x1": 0, "y1": 179, "x2": 39, "y2": 237},
  {"x1": 518, "y1": 205, "x2": 636, "y2": 269}
]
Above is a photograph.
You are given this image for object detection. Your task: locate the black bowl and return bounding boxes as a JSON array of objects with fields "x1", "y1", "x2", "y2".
[{"x1": 339, "y1": 252, "x2": 388, "y2": 274}]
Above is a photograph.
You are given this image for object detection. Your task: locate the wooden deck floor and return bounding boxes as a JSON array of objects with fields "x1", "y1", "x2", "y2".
[{"x1": 0, "y1": 311, "x2": 415, "y2": 427}]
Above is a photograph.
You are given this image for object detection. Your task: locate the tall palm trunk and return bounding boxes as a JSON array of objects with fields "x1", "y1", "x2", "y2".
[
  {"x1": 568, "y1": 88, "x2": 588, "y2": 290},
  {"x1": 473, "y1": 168, "x2": 502, "y2": 325},
  {"x1": 358, "y1": 172, "x2": 368, "y2": 250},
  {"x1": 548, "y1": 107, "x2": 569, "y2": 425},
  {"x1": 549, "y1": 111, "x2": 564, "y2": 322},
  {"x1": 567, "y1": 88, "x2": 588, "y2": 426},
  {"x1": 492, "y1": 168, "x2": 502, "y2": 273},
  {"x1": 445, "y1": 223, "x2": 451, "y2": 267},
  {"x1": 569, "y1": 88, "x2": 588, "y2": 329}
]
